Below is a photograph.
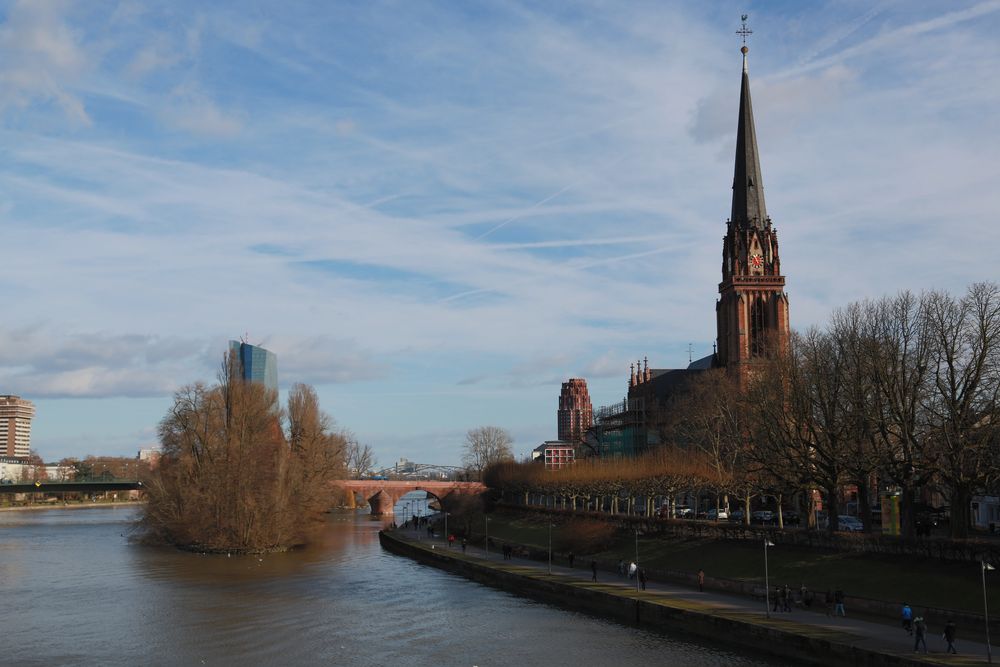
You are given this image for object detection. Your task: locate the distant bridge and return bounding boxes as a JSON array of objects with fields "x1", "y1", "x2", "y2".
[
  {"x1": 0, "y1": 479, "x2": 143, "y2": 494},
  {"x1": 333, "y1": 479, "x2": 484, "y2": 516}
]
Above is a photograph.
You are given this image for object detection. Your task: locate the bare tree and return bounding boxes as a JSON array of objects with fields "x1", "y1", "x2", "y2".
[
  {"x1": 141, "y1": 354, "x2": 345, "y2": 552},
  {"x1": 345, "y1": 439, "x2": 377, "y2": 478},
  {"x1": 925, "y1": 283, "x2": 1000, "y2": 537},
  {"x1": 462, "y1": 426, "x2": 514, "y2": 477}
]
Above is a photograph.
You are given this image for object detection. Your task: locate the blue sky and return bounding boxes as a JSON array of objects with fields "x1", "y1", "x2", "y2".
[{"x1": 2, "y1": 1, "x2": 999, "y2": 467}]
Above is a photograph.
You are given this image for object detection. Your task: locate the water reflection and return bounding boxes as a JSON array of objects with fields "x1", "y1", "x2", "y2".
[{"x1": 0, "y1": 507, "x2": 785, "y2": 666}]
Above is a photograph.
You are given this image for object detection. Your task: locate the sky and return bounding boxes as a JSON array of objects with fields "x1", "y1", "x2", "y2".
[{"x1": 2, "y1": 0, "x2": 999, "y2": 467}]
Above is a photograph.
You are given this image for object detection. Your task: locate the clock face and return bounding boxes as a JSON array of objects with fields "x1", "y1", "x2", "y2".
[{"x1": 750, "y1": 254, "x2": 763, "y2": 268}]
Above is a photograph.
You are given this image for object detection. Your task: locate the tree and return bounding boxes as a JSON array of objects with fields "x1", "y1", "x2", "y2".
[
  {"x1": 140, "y1": 354, "x2": 346, "y2": 552},
  {"x1": 345, "y1": 439, "x2": 377, "y2": 479},
  {"x1": 462, "y1": 426, "x2": 514, "y2": 477}
]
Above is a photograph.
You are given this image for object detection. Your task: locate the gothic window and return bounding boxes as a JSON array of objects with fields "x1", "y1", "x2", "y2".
[{"x1": 750, "y1": 296, "x2": 767, "y2": 357}]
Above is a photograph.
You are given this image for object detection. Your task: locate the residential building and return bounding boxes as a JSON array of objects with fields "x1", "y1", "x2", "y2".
[
  {"x1": 0, "y1": 395, "x2": 35, "y2": 459},
  {"x1": 532, "y1": 441, "x2": 576, "y2": 470},
  {"x1": 228, "y1": 340, "x2": 278, "y2": 392}
]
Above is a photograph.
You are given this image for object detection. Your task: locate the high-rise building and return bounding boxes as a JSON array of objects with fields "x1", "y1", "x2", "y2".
[
  {"x1": 0, "y1": 395, "x2": 35, "y2": 459},
  {"x1": 228, "y1": 340, "x2": 278, "y2": 392},
  {"x1": 557, "y1": 379, "x2": 592, "y2": 443}
]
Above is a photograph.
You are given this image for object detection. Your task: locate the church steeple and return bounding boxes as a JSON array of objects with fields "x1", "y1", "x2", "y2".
[
  {"x1": 716, "y1": 17, "x2": 790, "y2": 375},
  {"x1": 731, "y1": 44, "x2": 768, "y2": 231}
]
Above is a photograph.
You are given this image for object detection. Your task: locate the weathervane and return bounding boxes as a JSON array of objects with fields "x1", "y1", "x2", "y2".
[
  {"x1": 736, "y1": 14, "x2": 752, "y2": 48},
  {"x1": 736, "y1": 14, "x2": 752, "y2": 71}
]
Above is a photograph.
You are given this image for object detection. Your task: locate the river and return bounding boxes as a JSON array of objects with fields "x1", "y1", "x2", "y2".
[{"x1": 0, "y1": 500, "x2": 784, "y2": 666}]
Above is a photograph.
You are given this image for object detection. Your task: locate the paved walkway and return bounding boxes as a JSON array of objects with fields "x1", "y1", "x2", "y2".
[{"x1": 393, "y1": 525, "x2": 992, "y2": 665}]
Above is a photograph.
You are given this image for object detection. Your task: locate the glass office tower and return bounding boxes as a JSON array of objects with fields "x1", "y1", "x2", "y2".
[{"x1": 228, "y1": 341, "x2": 278, "y2": 392}]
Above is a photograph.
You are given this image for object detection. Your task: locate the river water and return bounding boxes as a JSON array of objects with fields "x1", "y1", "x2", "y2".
[{"x1": 0, "y1": 500, "x2": 783, "y2": 666}]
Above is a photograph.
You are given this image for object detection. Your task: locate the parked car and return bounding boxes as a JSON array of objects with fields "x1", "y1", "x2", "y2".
[
  {"x1": 782, "y1": 510, "x2": 800, "y2": 525},
  {"x1": 729, "y1": 509, "x2": 745, "y2": 523},
  {"x1": 751, "y1": 510, "x2": 774, "y2": 524},
  {"x1": 837, "y1": 515, "x2": 864, "y2": 532},
  {"x1": 704, "y1": 509, "x2": 729, "y2": 521},
  {"x1": 657, "y1": 505, "x2": 693, "y2": 519}
]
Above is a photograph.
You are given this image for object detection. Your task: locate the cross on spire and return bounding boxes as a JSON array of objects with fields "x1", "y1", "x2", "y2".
[{"x1": 736, "y1": 14, "x2": 752, "y2": 47}]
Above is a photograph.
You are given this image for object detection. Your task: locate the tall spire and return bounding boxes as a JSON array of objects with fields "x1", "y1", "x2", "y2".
[{"x1": 731, "y1": 17, "x2": 768, "y2": 231}]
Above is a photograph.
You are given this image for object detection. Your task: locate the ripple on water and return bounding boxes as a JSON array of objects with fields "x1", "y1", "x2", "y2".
[{"x1": 0, "y1": 508, "x2": 789, "y2": 667}]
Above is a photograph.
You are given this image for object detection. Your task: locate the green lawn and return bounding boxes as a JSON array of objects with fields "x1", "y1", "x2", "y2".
[{"x1": 472, "y1": 509, "x2": 995, "y2": 615}]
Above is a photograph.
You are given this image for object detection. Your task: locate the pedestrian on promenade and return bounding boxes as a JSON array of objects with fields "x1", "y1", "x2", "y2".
[
  {"x1": 448, "y1": 534, "x2": 455, "y2": 549},
  {"x1": 783, "y1": 585, "x2": 792, "y2": 612},
  {"x1": 461, "y1": 538, "x2": 467, "y2": 554},
  {"x1": 618, "y1": 559, "x2": 625, "y2": 577},
  {"x1": 772, "y1": 586, "x2": 781, "y2": 613},
  {"x1": 591, "y1": 560, "x2": 598, "y2": 582},
  {"x1": 799, "y1": 584, "x2": 812, "y2": 608},
  {"x1": 943, "y1": 617, "x2": 957, "y2": 654},
  {"x1": 901, "y1": 603, "x2": 913, "y2": 635},
  {"x1": 628, "y1": 561, "x2": 637, "y2": 579},
  {"x1": 824, "y1": 590, "x2": 833, "y2": 617},
  {"x1": 568, "y1": 552, "x2": 574, "y2": 568},
  {"x1": 834, "y1": 587, "x2": 846, "y2": 617},
  {"x1": 638, "y1": 568, "x2": 647, "y2": 591},
  {"x1": 698, "y1": 569, "x2": 705, "y2": 592},
  {"x1": 913, "y1": 613, "x2": 927, "y2": 653}
]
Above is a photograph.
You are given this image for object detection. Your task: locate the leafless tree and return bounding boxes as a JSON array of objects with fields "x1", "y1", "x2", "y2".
[
  {"x1": 345, "y1": 439, "x2": 378, "y2": 478},
  {"x1": 924, "y1": 283, "x2": 1000, "y2": 537},
  {"x1": 462, "y1": 426, "x2": 514, "y2": 477}
]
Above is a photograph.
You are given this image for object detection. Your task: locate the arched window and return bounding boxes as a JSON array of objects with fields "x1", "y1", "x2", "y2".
[{"x1": 750, "y1": 296, "x2": 767, "y2": 357}]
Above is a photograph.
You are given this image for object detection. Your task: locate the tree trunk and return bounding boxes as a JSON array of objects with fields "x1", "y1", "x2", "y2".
[
  {"x1": 857, "y1": 481, "x2": 873, "y2": 533},
  {"x1": 951, "y1": 487, "x2": 972, "y2": 539},
  {"x1": 825, "y1": 486, "x2": 839, "y2": 535}
]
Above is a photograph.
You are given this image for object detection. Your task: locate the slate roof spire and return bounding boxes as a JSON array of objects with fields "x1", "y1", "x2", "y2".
[{"x1": 730, "y1": 41, "x2": 768, "y2": 230}]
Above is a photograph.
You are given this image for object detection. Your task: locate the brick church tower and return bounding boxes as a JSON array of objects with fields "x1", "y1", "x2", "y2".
[{"x1": 716, "y1": 42, "x2": 790, "y2": 373}]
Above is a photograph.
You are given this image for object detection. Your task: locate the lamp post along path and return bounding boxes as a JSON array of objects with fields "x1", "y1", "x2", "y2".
[
  {"x1": 764, "y1": 538, "x2": 775, "y2": 618},
  {"x1": 984, "y1": 561, "x2": 995, "y2": 664}
]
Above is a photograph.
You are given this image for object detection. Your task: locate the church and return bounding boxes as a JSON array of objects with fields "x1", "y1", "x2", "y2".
[{"x1": 588, "y1": 37, "x2": 790, "y2": 458}]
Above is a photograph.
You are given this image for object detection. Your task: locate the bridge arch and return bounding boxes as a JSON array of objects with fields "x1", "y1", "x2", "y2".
[{"x1": 332, "y1": 480, "x2": 484, "y2": 516}]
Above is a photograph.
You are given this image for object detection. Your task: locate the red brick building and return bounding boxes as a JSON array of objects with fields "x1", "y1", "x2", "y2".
[{"x1": 557, "y1": 378, "x2": 592, "y2": 444}]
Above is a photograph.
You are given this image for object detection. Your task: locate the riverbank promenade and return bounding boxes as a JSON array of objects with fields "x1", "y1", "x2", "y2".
[{"x1": 387, "y1": 527, "x2": 992, "y2": 665}]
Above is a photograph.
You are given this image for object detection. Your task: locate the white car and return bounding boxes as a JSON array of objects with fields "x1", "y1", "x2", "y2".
[{"x1": 705, "y1": 509, "x2": 729, "y2": 521}]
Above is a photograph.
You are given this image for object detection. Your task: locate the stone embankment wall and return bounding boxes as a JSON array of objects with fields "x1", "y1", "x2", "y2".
[{"x1": 380, "y1": 530, "x2": 936, "y2": 667}]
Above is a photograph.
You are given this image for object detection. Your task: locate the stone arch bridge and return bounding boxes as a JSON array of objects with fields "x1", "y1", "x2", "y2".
[{"x1": 333, "y1": 480, "x2": 484, "y2": 516}]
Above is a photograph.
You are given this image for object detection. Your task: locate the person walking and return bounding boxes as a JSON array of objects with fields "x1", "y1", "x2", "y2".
[
  {"x1": 591, "y1": 560, "x2": 598, "y2": 582},
  {"x1": 638, "y1": 568, "x2": 647, "y2": 591},
  {"x1": 834, "y1": 587, "x2": 846, "y2": 617},
  {"x1": 772, "y1": 586, "x2": 781, "y2": 613},
  {"x1": 824, "y1": 589, "x2": 834, "y2": 617},
  {"x1": 448, "y1": 534, "x2": 455, "y2": 549},
  {"x1": 698, "y1": 569, "x2": 705, "y2": 592},
  {"x1": 783, "y1": 585, "x2": 792, "y2": 612},
  {"x1": 461, "y1": 538, "x2": 467, "y2": 554},
  {"x1": 901, "y1": 603, "x2": 913, "y2": 635},
  {"x1": 568, "y1": 552, "x2": 575, "y2": 569},
  {"x1": 618, "y1": 559, "x2": 625, "y2": 577},
  {"x1": 628, "y1": 561, "x2": 637, "y2": 580},
  {"x1": 943, "y1": 617, "x2": 957, "y2": 654},
  {"x1": 913, "y1": 613, "x2": 927, "y2": 653}
]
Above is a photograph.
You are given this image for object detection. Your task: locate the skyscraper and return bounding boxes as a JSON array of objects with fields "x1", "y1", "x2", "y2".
[
  {"x1": 228, "y1": 340, "x2": 278, "y2": 392},
  {"x1": 0, "y1": 395, "x2": 35, "y2": 459}
]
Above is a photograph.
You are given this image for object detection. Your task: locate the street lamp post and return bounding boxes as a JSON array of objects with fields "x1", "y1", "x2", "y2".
[
  {"x1": 485, "y1": 516, "x2": 490, "y2": 560},
  {"x1": 984, "y1": 561, "x2": 995, "y2": 664},
  {"x1": 764, "y1": 538, "x2": 775, "y2": 618},
  {"x1": 548, "y1": 523, "x2": 553, "y2": 574},
  {"x1": 635, "y1": 528, "x2": 640, "y2": 593}
]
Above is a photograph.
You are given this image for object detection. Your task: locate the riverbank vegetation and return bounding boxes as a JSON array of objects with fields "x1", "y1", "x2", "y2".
[{"x1": 139, "y1": 356, "x2": 347, "y2": 553}]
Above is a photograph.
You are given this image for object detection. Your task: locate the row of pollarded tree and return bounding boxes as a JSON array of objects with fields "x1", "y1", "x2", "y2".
[
  {"x1": 487, "y1": 283, "x2": 1000, "y2": 539},
  {"x1": 139, "y1": 354, "x2": 349, "y2": 553}
]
